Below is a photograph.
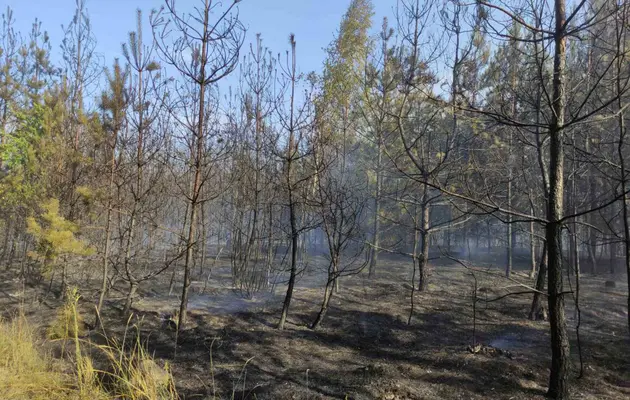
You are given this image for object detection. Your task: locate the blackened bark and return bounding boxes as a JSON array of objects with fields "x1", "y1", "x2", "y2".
[
  {"x1": 546, "y1": 0, "x2": 571, "y2": 396},
  {"x1": 530, "y1": 242, "x2": 548, "y2": 320},
  {"x1": 311, "y1": 279, "x2": 334, "y2": 329},
  {"x1": 418, "y1": 195, "x2": 430, "y2": 291}
]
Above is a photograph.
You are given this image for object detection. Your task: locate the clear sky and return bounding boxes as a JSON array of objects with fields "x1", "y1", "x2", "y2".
[{"x1": 4, "y1": 0, "x2": 396, "y2": 94}]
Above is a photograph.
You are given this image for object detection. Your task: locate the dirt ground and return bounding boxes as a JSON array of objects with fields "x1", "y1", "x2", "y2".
[{"x1": 2, "y1": 256, "x2": 629, "y2": 400}]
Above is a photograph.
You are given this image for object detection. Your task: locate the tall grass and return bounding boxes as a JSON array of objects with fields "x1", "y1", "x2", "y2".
[
  {"x1": 95, "y1": 321, "x2": 177, "y2": 399},
  {"x1": 0, "y1": 313, "x2": 77, "y2": 400},
  {"x1": 0, "y1": 287, "x2": 178, "y2": 400}
]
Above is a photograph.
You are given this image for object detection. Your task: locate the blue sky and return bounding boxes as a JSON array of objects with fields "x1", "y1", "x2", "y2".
[{"x1": 4, "y1": 0, "x2": 396, "y2": 95}]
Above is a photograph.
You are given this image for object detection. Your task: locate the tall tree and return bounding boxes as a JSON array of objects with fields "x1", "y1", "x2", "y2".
[
  {"x1": 545, "y1": 0, "x2": 570, "y2": 395},
  {"x1": 152, "y1": 0, "x2": 245, "y2": 334},
  {"x1": 276, "y1": 35, "x2": 318, "y2": 330},
  {"x1": 319, "y1": 0, "x2": 373, "y2": 276},
  {"x1": 97, "y1": 59, "x2": 128, "y2": 320},
  {"x1": 362, "y1": 17, "x2": 395, "y2": 278}
]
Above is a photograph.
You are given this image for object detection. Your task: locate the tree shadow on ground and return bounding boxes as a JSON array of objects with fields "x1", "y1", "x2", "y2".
[{"x1": 157, "y1": 305, "x2": 553, "y2": 399}]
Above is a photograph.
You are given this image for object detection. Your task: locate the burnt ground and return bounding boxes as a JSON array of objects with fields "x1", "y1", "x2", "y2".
[{"x1": 1, "y1": 256, "x2": 629, "y2": 400}]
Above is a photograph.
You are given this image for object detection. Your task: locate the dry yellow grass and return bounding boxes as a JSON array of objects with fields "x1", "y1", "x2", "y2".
[
  {"x1": 0, "y1": 314, "x2": 79, "y2": 400},
  {"x1": 0, "y1": 287, "x2": 178, "y2": 400}
]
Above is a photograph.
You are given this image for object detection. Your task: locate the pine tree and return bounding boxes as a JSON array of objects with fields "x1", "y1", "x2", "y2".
[
  {"x1": 27, "y1": 198, "x2": 93, "y2": 297},
  {"x1": 97, "y1": 59, "x2": 128, "y2": 319}
]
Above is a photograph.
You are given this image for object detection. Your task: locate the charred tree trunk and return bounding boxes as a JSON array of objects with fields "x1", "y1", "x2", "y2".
[
  {"x1": 177, "y1": 3, "x2": 210, "y2": 333},
  {"x1": 530, "y1": 204, "x2": 537, "y2": 278},
  {"x1": 369, "y1": 132, "x2": 383, "y2": 278},
  {"x1": 60, "y1": 262, "x2": 68, "y2": 299},
  {"x1": 97, "y1": 195, "x2": 112, "y2": 322},
  {"x1": 587, "y1": 225, "x2": 597, "y2": 274},
  {"x1": 506, "y1": 158, "x2": 513, "y2": 278},
  {"x1": 96, "y1": 114, "x2": 119, "y2": 324},
  {"x1": 408, "y1": 204, "x2": 420, "y2": 324},
  {"x1": 2, "y1": 218, "x2": 12, "y2": 268},
  {"x1": 612, "y1": 4, "x2": 630, "y2": 334},
  {"x1": 123, "y1": 281, "x2": 137, "y2": 317},
  {"x1": 311, "y1": 277, "x2": 335, "y2": 330},
  {"x1": 278, "y1": 187, "x2": 298, "y2": 330},
  {"x1": 546, "y1": 0, "x2": 571, "y2": 395},
  {"x1": 418, "y1": 191, "x2": 430, "y2": 291},
  {"x1": 278, "y1": 36, "x2": 299, "y2": 331},
  {"x1": 199, "y1": 201, "x2": 208, "y2": 277}
]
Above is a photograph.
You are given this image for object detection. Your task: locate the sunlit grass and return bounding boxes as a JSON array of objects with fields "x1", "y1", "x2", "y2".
[
  {"x1": 0, "y1": 313, "x2": 79, "y2": 399},
  {"x1": 0, "y1": 287, "x2": 179, "y2": 400}
]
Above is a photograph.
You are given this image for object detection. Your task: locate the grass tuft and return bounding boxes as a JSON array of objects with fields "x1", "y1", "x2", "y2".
[
  {"x1": 47, "y1": 287, "x2": 86, "y2": 340},
  {"x1": 0, "y1": 314, "x2": 76, "y2": 400},
  {"x1": 0, "y1": 287, "x2": 179, "y2": 400}
]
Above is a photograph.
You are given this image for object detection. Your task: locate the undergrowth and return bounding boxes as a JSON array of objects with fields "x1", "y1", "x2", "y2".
[{"x1": 0, "y1": 287, "x2": 178, "y2": 400}]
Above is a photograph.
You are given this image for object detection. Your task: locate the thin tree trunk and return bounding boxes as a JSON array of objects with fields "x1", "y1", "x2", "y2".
[
  {"x1": 621, "y1": 159, "x2": 630, "y2": 336},
  {"x1": 311, "y1": 279, "x2": 334, "y2": 330},
  {"x1": 2, "y1": 218, "x2": 12, "y2": 268},
  {"x1": 369, "y1": 133, "x2": 383, "y2": 278},
  {"x1": 6, "y1": 229, "x2": 17, "y2": 269},
  {"x1": 609, "y1": 239, "x2": 615, "y2": 275},
  {"x1": 19, "y1": 238, "x2": 28, "y2": 281},
  {"x1": 123, "y1": 281, "x2": 137, "y2": 317},
  {"x1": 278, "y1": 37, "x2": 298, "y2": 331},
  {"x1": 178, "y1": 133, "x2": 202, "y2": 332},
  {"x1": 507, "y1": 152, "x2": 513, "y2": 278},
  {"x1": 97, "y1": 207, "x2": 112, "y2": 321},
  {"x1": 614, "y1": 12, "x2": 630, "y2": 334},
  {"x1": 506, "y1": 38, "x2": 517, "y2": 278},
  {"x1": 418, "y1": 191, "x2": 430, "y2": 291},
  {"x1": 96, "y1": 122, "x2": 118, "y2": 323},
  {"x1": 530, "y1": 204, "x2": 537, "y2": 278},
  {"x1": 570, "y1": 131, "x2": 580, "y2": 279},
  {"x1": 199, "y1": 201, "x2": 207, "y2": 277},
  {"x1": 177, "y1": 1, "x2": 210, "y2": 333},
  {"x1": 334, "y1": 267, "x2": 341, "y2": 293},
  {"x1": 530, "y1": 242, "x2": 548, "y2": 320},
  {"x1": 408, "y1": 204, "x2": 420, "y2": 325},
  {"x1": 46, "y1": 269, "x2": 55, "y2": 298},
  {"x1": 168, "y1": 266, "x2": 177, "y2": 296},
  {"x1": 265, "y1": 202, "x2": 274, "y2": 287},
  {"x1": 278, "y1": 187, "x2": 298, "y2": 330},
  {"x1": 587, "y1": 137, "x2": 598, "y2": 275},
  {"x1": 487, "y1": 220, "x2": 492, "y2": 253},
  {"x1": 546, "y1": 0, "x2": 571, "y2": 395},
  {"x1": 60, "y1": 263, "x2": 67, "y2": 299}
]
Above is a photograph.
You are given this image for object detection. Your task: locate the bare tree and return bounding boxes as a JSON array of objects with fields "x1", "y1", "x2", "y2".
[
  {"x1": 276, "y1": 35, "x2": 319, "y2": 330},
  {"x1": 151, "y1": 0, "x2": 245, "y2": 333},
  {"x1": 310, "y1": 159, "x2": 368, "y2": 329}
]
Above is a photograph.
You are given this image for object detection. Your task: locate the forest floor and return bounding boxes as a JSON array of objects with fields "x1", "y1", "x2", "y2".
[{"x1": 1, "y1": 256, "x2": 629, "y2": 400}]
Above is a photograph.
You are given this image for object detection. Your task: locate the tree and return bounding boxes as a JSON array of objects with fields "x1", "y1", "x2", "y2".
[
  {"x1": 0, "y1": 7, "x2": 20, "y2": 145},
  {"x1": 230, "y1": 33, "x2": 276, "y2": 295},
  {"x1": 97, "y1": 58, "x2": 127, "y2": 319},
  {"x1": 391, "y1": 0, "x2": 465, "y2": 292},
  {"x1": 360, "y1": 17, "x2": 396, "y2": 279},
  {"x1": 276, "y1": 35, "x2": 318, "y2": 330},
  {"x1": 116, "y1": 10, "x2": 170, "y2": 317},
  {"x1": 152, "y1": 0, "x2": 245, "y2": 334},
  {"x1": 545, "y1": 0, "x2": 570, "y2": 394},
  {"x1": 60, "y1": 0, "x2": 100, "y2": 225},
  {"x1": 318, "y1": 0, "x2": 374, "y2": 276},
  {"x1": 27, "y1": 198, "x2": 93, "y2": 296},
  {"x1": 310, "y1": 148, "x2": 368, "y2": 329},
  {"x1": 611, "y1": 0, "x2": 630, "y2": 335}
]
